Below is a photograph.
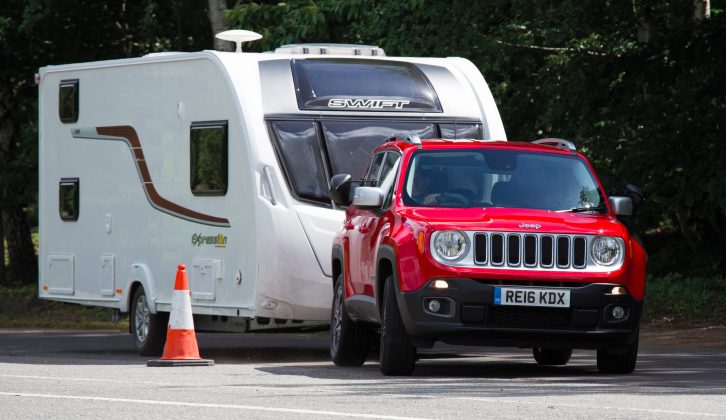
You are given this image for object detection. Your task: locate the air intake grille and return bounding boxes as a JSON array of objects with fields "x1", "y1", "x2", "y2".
[{"x1": 474, "y1": 232, "x2": 588, "y2": 270}]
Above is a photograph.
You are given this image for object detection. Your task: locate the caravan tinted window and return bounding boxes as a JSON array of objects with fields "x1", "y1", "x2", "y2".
[
  {"x1": 59, "y1": 79, "x2": 79, "y2": 123},
  {"x1": 270, "y1": 121, "x2": 329, "y2": 203},
  {"x1": 322, "y1": 121, "x2": 435, "y2": 179},
  {"x1": 59, "y1": 178, "x2": 79, "y2": 221},
  {"x1": 291, "y1": 59, "x2": 442, "y2": 112},
  {"x1": 439, "y1": 123, "x2": 483, "y2": 140},
  {"x1": 190, "y1": 121, "x2": 228, "y2": 196}
]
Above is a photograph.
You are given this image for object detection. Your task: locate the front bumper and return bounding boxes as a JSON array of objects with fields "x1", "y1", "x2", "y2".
[{"x1": 397, "y1": 279, "x2": 642, "y2": 350}]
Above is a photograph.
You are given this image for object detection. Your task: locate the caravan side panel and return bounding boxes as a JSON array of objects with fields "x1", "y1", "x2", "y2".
[{"x1": 39, "y1": 55, "x2": 257, "y2": 317}]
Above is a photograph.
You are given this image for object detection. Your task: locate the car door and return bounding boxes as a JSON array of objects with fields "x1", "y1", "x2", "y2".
[
  {"x1": 358, "y1": 152, "x2": 401, "y2": 299},
  {"x1": 348, "y1": 152, "x2": 385, "y2": 296}
]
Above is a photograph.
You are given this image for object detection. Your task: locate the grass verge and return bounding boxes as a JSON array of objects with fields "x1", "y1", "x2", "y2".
[
  {"x1": 643, "y1": 274, "x2": 726, "y2": 328},
  {"x1": 0, "y1": 284, "x2": 128, "y2": 330}
]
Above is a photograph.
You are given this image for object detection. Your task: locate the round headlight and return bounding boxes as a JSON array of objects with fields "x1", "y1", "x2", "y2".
[
  {"x1": 433, "y1": 231, "x2": 468, "y2": 261},
  {"x1": 591, "y1": 236, "x2": 621, "y2": 266}
]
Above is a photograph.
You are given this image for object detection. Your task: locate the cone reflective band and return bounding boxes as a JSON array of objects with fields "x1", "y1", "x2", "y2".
[{"x1": 147, "y1": 264, "x2": 213, "y2": 367}]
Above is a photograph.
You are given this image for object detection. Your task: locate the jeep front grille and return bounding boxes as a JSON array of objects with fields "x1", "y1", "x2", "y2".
[
  {"x1": 474, "y1": 232, "x2": 587, "y2": 270},
  {"x1": 431, "y1": 231, "x2": 625, "y2": 272}
]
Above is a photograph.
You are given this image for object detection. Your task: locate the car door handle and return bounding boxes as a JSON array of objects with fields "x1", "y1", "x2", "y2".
[
  {"x1": 344, "y1": 221, "x2": 354, "y2": 230},
  {"x1": 358, "y1": 225, "x2": 370, "y2": 233}
]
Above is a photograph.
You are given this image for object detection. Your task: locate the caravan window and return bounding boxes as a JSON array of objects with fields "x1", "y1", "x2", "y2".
[
  {"x1": 190, "y1": 121, "x2": 228, "y2": 196},
  {"x1": 270, "y1": 121, "x2": 330, "y2": 204},
  {"x1": 59, "y1": 178, "x2": 79, "y2": 221},
  {"x1": 439, "y1": 123, "x2": 483, "y2": 140},
  {"x1": 59, "y1": 79, "x2": 79, "y2": 123},
  {"x1": 322, "y1": 121, "x2": 435, "y2": 180},
  {"x1": 291, "y1": 59, "x2": 442, "y2": 112}
]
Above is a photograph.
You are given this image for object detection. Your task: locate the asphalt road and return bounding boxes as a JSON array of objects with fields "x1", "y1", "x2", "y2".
[{"x1": 0, "y1": 329, "x2": 724, "y2": 419}]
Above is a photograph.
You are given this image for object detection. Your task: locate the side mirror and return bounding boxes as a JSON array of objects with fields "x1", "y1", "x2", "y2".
[
  {"x1": 608, "y1": 196, "x2": 633, "y2": 217},
  {"x1": 330, "y1": 174, "x2": 353, "y2": 206},
  {"x1": 352, "y1": 186, "x2": 384, "y2": 208}
]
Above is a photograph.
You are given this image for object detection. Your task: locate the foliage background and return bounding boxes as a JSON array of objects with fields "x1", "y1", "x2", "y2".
[{"x1": 1, "y1": 0, "x2": 725, "y2": 286}]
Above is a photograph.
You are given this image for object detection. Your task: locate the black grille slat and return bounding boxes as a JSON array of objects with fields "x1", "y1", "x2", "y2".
[
  {"x1": 524, "y1": 235, "x2": 537, "y2": 266},
  {"x1": 486, "y1": 305, "x2": 573, "y2": 329},
  {"x1": 474, "y1": 233, "x2": 487, "y2": 264},
  {"x1": 573, "y1": 236, "x2": 587, "y2": 268},
  {"x1": 507, "y1": 234, "x2": 520, "y2": 266},
  {"x1": 472, "y1": 232, "x2": 593, "y2": 271},
  {"x1": 491, "y1": 234, "x2": 504, "y2": 265},
  {"x1": 556, "y1": 236, "x2": 570, "y2": 267},
  {"x1": 540, "y1": 236, "x2": 554, "y2": 267}
]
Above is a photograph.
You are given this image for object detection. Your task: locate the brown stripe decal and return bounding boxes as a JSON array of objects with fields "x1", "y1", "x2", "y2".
[{"x1": 72, "y1": 125, "x2": 230, "y2": 227}]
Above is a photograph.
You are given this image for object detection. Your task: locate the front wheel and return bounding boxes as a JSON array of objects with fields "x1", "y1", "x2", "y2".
[
  {"x1": 379, "y1": 276, "x2": 416, "y2": 376},
  {"x1": 130, "y1": 286, "x2": 168, "y2": 356},
  {"x1": 330, "y1": 275, "x2": 372, "y2": 366},
  {"x1": 533, "y1": 348, "x2": 572, "y2": 365},
  {"x1": 597, "y1": 330, "x2": 639, "y2": 374}
]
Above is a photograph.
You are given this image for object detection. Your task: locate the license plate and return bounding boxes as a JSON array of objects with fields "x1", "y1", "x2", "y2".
[{"x1": 494, "y1": 287, "x2": 571, "y2": 308}]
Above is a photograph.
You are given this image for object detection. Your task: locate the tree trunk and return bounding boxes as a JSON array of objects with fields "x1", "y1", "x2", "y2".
[
  {"x1": 1, "y1": 202, "x2": 36, "y2": 284},
  {"x1": 0, "y1": 100, "x2": 37, "y2": 284},
  {"x1": 0, "y1": 206, "x2": 5, "y2": 285},
  {"x1": 208, "y1": 0, "x2": 232, "y2": 51},
  {"x1": 694, "y1": 0, "x2": 710, "y2": 22}
]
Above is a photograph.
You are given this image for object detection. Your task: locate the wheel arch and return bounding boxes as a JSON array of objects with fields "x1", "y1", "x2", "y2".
[
  {"x1": 376, "y1": 245, "x2": 399, "y2": 318},
  {"x1": 332, "y1": 244, "x2": 344, "y2": 288},
  {"x1": 124, "y1": 263, "x2": 158, "y2": 314}
]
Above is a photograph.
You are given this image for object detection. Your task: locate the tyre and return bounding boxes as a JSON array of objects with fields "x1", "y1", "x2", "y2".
[
  {"x1": 533, "y1": 348, "x2": 572, "y2": 365},
  {"x1": 379, "y1": 276, "x2": 416, "y2": 376},
  {"x1": 130, "y1": 286, "x2": 168, "y2": 356},
  {"x1": 330, "y1": 275, "x2": 372, "y2": 366},
  {"x1": 597, "y1": 330, "x2": 639, "y2": 374}
]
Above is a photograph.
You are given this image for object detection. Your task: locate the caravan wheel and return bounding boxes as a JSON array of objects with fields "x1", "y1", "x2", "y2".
[{"x1": 130, "y1": 286, "x2": 168, "y2": 356}]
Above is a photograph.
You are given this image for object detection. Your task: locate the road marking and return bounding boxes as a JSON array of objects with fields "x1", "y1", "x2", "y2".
[
  {"x1": 0, "y1": 374, "x2": 173, "y2": 386},
  {"x1": 456, "y1": 397, "x2": 726, "y2": 418},
  {"x1": 0, "y1": 392, "x2": 432, "y2": 420}
]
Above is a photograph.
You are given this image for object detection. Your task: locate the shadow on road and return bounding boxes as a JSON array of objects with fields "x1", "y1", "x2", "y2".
[{"x1": 1, "y1": 329, "x2": 725, "y2": 394}]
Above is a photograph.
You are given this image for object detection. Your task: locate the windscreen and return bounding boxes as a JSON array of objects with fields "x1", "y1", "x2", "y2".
[
  {"x1": 291, "y1": 59, "x2": 442, "y2": 112},
  {"x1": 403, "y1": 150, "x2": 604, "y2": 211}
]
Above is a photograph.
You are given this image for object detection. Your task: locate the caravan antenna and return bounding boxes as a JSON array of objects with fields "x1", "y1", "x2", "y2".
[{"x1": 215, "y1": 30, "x2": 263, "y2": 53}]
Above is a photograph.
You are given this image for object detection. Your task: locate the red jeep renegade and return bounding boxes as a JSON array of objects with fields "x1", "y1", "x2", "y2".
[{"x1": 329, "y1": 136, "x2": 646, "y2": 376}]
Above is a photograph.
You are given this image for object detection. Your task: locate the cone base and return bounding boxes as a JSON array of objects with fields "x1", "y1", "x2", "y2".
[{"x1": 147, "y1": 359, "x2": 214, "y2": 367}]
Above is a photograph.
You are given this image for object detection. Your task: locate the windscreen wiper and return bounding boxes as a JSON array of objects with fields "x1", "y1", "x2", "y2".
[{"x1": 563, "y1": 204, "x2": 607, "y2": 213}]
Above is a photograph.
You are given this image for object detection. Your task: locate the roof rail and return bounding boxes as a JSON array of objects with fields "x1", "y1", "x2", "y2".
[
  {"x1": 532, "y1": 138, "x2": 577, "y2": 154},
  {"x1": 386, "y1": 134, "x2": 422, "y2": 149},
  {"x1": 274, "y1": 43, "x2": 386, "y2": 56}
]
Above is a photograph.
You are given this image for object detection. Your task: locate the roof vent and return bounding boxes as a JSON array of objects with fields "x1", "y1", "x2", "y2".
[
  {"x1": 274, "y1": 43, "x2": 386, "y2": 56},
  {"x1": 215, "y1": 30, "x2": 263, "y2": 53}
]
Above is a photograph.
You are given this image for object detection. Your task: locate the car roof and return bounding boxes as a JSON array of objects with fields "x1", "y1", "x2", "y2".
[{"x1": 376, "y1": 139, "x2": 577, "y2": 156}]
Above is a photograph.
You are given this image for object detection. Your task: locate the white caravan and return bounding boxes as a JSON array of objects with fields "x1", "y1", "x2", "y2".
[{"x1": 38, "y1": 33, "x2": 506, "y2": 354}]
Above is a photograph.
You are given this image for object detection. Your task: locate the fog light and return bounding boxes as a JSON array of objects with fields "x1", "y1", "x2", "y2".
[
  {"x1": 433, "y1": 280, "x2": 449, "y2": 289},
  {"x1": 428, "y1": 299, "x2": 441, "y2": 313},
  {"x1": 609, "y1": 286, "x2": 627, "y2": 295},
  {"x1": 612, "y1": 306, "x2": 625, "y2": 319}
]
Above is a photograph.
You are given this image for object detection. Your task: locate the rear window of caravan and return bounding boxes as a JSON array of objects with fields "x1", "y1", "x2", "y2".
[{"x1": 291, "y1": 59, "x2": 442, "y2": 113}]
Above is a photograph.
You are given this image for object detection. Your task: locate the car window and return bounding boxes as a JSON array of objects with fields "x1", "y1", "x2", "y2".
[
  {"x1": 365, "y1": 153, "x2": 386, "y2": 183},
  {"x1": 378, "y1": 153, "x2": 401, "y2": 208}
]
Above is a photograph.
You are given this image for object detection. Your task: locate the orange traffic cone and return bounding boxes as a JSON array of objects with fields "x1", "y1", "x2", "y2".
[{"x1": 147, "y1": 264, "x2": 214, "y2": 367}]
